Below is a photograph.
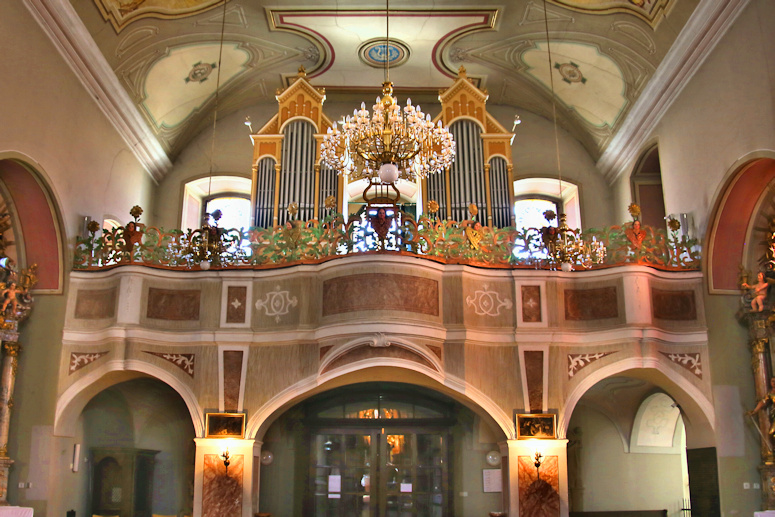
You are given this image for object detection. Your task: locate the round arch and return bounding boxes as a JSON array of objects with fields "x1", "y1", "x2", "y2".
[
  {"x1": 54, "y1": 359, "x2": 204, "y2": 438},
  {"x1": 246, "y1": 361, "x2": 514, "y2": 442},
  {"x1": 707, "y1": 153, "x2": 775, "y2": 293},
  {"x1": 561, "y1": 357, "x2": 715, "y2": 448},
  {"x1": 0, "y1": 154, "x2": 65, "y2": 293}
]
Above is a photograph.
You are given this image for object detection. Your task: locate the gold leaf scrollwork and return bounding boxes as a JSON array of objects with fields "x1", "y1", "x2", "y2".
[{"x1": 752, "y1": 339, "x2": 768, "y2": 354}]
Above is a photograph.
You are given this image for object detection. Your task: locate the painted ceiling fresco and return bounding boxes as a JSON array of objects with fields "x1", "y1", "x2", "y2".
[
  {"x1": 94, "y1": 0, "x2": 223, "y2": 31},
  {"x1": 69, "y1": 0, "x2": 699, "y2": 163}
]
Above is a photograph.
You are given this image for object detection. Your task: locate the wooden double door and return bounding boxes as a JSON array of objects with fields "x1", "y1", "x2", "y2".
[{"x1": 308, "y1": 428, "x2": 449, "y2": 517}]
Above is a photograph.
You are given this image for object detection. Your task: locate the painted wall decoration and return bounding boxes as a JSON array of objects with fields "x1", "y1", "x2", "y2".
[
  {"x1": 549, "y1": 0, "x2": 673, "y2": 27},
  {"x1": 146, "y1": 288, "x2": 201, "y2": 321},
  {"x1": 568, "y1": 352, "x2": 616, "y2": 378},
  {"x1": 522, "y1": 42, "x2": 626, "y2": 129},
  {"x1": 202, "y1": 453, "x2": 243, "y2": 517},
  {"x1": 660, "y1": 351, "x2": 702, "y2": 378},
  {"x1": 94, "y1": 0, "x2": 224, "y2": 32},
  {"x1": 255, "y1": 286, "x2": 298, "y2": 323},
  {"x1": 521, "y1": 285, "x2": 542, "y2": 323},
  {"x1": 322, "y1": 274, "x2": 439, "y2": 317},
  {"x1": 518, "y1": 455, "x2": 560, "y2": 517},
  {"x1": 651, "y1": 288, "x2": 697, "y2": 320},
  {"x1": 74, "y1": 287, "x2": 117, "y2": 319},
  {"x1": 524, "y1": 350, "x2": 545, "y2": 412},
  {"x1": 144, "y1": 351, "x2": 195, "y2": 376},
  {"x1": 222, "y1": 350, "x2": 243, "y2": 411},
  {"x1": 141, "y1": 43, "x2": 251, "y2": 131},
  {"x1": 225, "y1": 285, "x2": 247, "y2": 324},
  {"x1": 69, "y1": 352, "x2": 108, "y2": 374},
  {"x1": 466, "y1": 284, "x2": 512, "y2": 317},
  {"x1": 564, "y1": 287, "x2": 618, "y2": 320}
]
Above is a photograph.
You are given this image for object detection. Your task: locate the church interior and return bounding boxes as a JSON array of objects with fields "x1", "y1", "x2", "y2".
[{"x1": 1, "y1": 0, "x2": 774, "y2": 516}]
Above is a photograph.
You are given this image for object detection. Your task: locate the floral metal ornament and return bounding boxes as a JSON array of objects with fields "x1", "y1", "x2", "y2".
[
  {"x1": 627, "y1": 203, "x2": 641, "y2": 220},
  {"x1": 427, "y1": 200, "x2": 440, "y2": 214},
  {"x1": 130, "y1": 205, "x2": 144, "y2": 222}
]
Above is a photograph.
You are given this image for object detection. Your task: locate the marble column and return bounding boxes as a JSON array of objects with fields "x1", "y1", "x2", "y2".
[
  {"x1": 505, "y1": 438, "x2": 569, "y2": 517},
  {"x1": 0, "y1": 341, "x2": 20, "y2": 506},
  {"x1": 193, "y1": 438, "x2": 256, "y2": 517}
]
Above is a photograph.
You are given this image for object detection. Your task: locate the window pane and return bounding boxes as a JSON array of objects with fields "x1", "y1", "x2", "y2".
[
  {"x1": 205, "y1": 197, "x2": 251, "y2": 230},
  {"x1": 514, "y1": 198, "x2": 558, "y2": 231},
  {"x1": 514, "y1": 198, "x2": 558, "y2": 260}
]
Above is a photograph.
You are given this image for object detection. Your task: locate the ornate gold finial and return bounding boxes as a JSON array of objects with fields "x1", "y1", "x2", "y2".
[
  {"x1": 458, "y1": 66, "x2": 467, "y2": 77},
  {"x1": 298, "y1": 65, "x2": 307, "y2": 77},
  {"x1": 130, "y1": 205, "x2": 143, "y2": 222},
  {"x1": 627, "y1": 203, "x2": 641, "y2": 221},
  {"x1": 427, "y1": 200, "x2": 440, "y2": 214}
]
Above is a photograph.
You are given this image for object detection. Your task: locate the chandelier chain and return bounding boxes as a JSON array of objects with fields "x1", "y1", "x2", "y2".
[
  {"x1": 542, "y1": 0, "x2": 562, "y2": 201},
  {"x1": 207, "y1": 0, "x2": 228, "y2": 199}
]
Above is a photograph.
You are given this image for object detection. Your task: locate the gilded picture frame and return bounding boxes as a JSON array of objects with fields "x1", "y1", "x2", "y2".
[
  {"x1": 516, "y1": 413, "x2": 556, "y2": 439},
  {"x1": 205, "y1": 412, "x2": 245, "y2": 438}
]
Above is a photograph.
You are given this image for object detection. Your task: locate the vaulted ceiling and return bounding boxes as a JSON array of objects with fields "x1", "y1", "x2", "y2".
[{"x1": 33, "y1": 0, "x2": 739, "y2": 181}]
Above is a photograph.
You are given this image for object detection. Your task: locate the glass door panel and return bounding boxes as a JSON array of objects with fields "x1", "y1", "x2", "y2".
[{"x1": 310, "y1": 432, "x2": 374, "y2": 517}]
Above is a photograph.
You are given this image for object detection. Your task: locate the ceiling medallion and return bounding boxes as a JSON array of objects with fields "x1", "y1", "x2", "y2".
[
  {"x1": 185, "y1": 61, "x2": 217, "y2": 84},
  {"x1": 358, "y1": 39, "x2": 410, "y2": 69},
  {"x1": 555, "y1": 62, "x2": 587, "y2": 84}
]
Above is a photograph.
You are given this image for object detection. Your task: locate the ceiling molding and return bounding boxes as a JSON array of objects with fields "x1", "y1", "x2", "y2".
[
  {"x1": 598, "y1": 0, "x2": 751, "y2": 185},
  {"x1": 23, "y1": 0, "x2": 172, "y2": 183}
]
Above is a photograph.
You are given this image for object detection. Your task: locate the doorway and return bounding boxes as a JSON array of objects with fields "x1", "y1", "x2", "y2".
[{"x1": 308, "y1": 428, "x2": 447, "y2": 516}]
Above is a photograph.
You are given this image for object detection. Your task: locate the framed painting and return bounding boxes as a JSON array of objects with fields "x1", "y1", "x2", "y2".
[
  {"x1": 205, "y1": 412, "x2": 245, "y2": 438},
  {"x1": 516, "y1": 413, "x2": 556, "y2": 439}
]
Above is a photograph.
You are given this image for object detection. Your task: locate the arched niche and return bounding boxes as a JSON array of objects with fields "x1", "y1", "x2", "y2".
[
  {"x1": 707, "y1": 155, "x2": 775, "y2": 293},
  {"x1": 0, "y1": 157, "x2": 65, "y2": 292}
]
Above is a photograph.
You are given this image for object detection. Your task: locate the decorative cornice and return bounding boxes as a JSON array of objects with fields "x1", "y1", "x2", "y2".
[
  {"x1": 23, "y1": 0, "x2": 172, "y2": 182},
  {"x1": 598, "y1": 0, "x2": 751, "y2": 183}
]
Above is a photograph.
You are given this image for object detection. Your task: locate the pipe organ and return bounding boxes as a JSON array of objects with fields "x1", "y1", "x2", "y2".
[{"x1": 250, "y1": 66, "x2": 515, "y2": 228}]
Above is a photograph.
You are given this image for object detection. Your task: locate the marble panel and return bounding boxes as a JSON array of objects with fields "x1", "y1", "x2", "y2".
[
  {"x1": 225, "y1": 286, "x2": 248, "y2": 324},
  {"x1": 521, "y1": 285, "x2": 542, "y2": 323},
  {"x1": 651, "y1": 288, "x2": 697, "y2": 320},
  {"x1": 321, "y1": 344, "x2": 436, "y2": 374},
  {"x1": 524, "y1": 350, "x2": 544, "y2": 412},
  {"x1": 518, "y1": 455, "x2": 560, "y2": 517},
  {"x1": 563, "y1": 287, "x2": 618, "y2": 320},
  {"x1": 322, "y1": 274, "x2": 438, "y2": 316},
  {"x1": 147, "y1": 288, "x2": 201, "y2": 321},
  {"x1": 74, "y1": 287, "x2": 117, "y2": 319},
  {"x1": 203, "y1": 454, "x2": 243, "y2": 517},
  {"x1": 223, "y1": 350, "x2": 244, "y2": 411}
]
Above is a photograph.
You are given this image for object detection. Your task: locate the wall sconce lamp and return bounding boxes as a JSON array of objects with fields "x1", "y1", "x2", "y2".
[
  {"x1": 534, "y1": 450, "x2": 543, "y2": 471},
  {"x1": 221, "y1": 444, "x2": 231, "y2": 472}
]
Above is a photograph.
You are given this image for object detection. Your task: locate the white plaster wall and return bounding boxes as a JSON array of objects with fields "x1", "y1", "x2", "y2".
[
  {"x1": 0, "y1": 1, "x2": 155, "y2": 235},
  {"x1": 622, "y1": 0, "x2": 775, "y2": 238},
  {"x1": 570, "y1": 406, "x2": 685, "y2": 515}
]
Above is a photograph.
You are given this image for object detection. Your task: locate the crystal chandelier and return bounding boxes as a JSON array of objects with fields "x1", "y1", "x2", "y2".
[{"x1": 320, "y1": 0, "x2": 455, "y2": 183}]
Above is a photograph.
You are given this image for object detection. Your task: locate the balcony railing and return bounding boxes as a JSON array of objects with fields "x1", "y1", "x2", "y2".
[{"x1": 73, "y1": 211, "x2": 701, "y2": 271}]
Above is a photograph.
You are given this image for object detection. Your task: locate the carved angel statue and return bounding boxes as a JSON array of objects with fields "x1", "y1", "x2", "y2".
[
  {"x1": 748, "y1": 377, "x2": 775, "y2": 438},
  {"x1": 0, "y1": 263, "x2": 38, "y2": 319}
]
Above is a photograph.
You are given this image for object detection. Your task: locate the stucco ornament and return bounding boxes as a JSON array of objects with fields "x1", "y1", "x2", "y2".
[
  {"x1": 255, "y1": 285, "x2": 298, "y2": 322},
  {"x1": 466, "y1": 284, "x2": 512, "y2": 317}
]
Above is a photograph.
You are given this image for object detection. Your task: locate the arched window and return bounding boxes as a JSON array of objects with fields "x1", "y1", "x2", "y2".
[
  {"x1": 631, "y1": 145, "x2": 666, "y2": 228},
  {"x1": 181, "y1": 175, "x2": 251, "y2": 230}
]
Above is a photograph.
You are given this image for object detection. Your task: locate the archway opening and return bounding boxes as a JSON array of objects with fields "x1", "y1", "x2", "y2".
[
  {"x1": 258, "y1": 381, "x2": 507, "y2": 517},
  {"x1": 567, "y1": 374, "x2": 716, "y2": 516},
  {"x1": 67, "y1": 377, "x2": 196, "y2": 517}
]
